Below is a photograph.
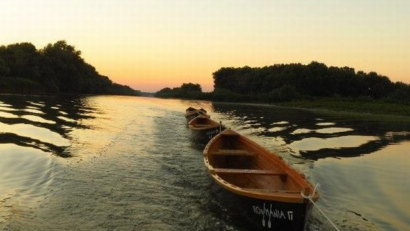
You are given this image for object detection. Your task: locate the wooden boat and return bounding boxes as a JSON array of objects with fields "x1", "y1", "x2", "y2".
[
  {"x1": 188, "y1": 115, "x2": 226, "y2": 142},
  {"x1": 185, "y1": 107, "x2": 209, "y2": 121},
  {"x1": 186, "y1": 107, "x2": 197, "y2": 114},
  {"x1": 203, "y1": 129, "x2": 319, "y2": 231}
]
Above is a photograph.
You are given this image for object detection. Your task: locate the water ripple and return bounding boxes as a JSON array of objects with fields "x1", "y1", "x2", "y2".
[
  {"x1": 1, "y1": 96, "x2": 410, "y2": 231},
  {"x1": 0, "y1": 144, "x2": 57, "y2": 226},
  {"x1": 0, "y1": 122, "x2": 70, "y2": 147}
]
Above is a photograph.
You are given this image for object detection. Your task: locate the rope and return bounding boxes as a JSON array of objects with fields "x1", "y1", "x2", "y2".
[{"x1": 301, "y1": 183, "x2": 341, "y2": 231}]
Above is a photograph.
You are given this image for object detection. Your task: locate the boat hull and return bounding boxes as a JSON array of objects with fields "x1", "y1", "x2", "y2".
[
  {"x1": 190, "y1": 127, "x2": 224, "y2": 143},
  {"x1": 186, "y1": 113, "x2": 198, "y2": 121},
  {"x1": 210, "y1": 181, "x2": 313, "y2": 231}
]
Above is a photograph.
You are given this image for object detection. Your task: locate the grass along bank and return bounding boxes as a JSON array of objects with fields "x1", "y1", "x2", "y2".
[{"x1": 275, "y1": 98, "x2": 410, "y2": 123}]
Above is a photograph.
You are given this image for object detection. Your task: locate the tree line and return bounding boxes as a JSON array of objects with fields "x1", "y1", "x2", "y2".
[
  {"x1": 212, "y1": 62, "x2": 410, "y2": 102},
  {"x1": 154, "y1": 83, "x2": 202, "y2": 98},
  {"x1": 155, "y1": 62, "x2": 410, "y2": 103},
  {"x1": 0, "y1": 41, "x2": 140, "y2": 96}
]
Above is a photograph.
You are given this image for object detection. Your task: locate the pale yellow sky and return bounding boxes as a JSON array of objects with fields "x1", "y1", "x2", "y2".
[{"x1": 1, "y1": 0, "x2": 409, "y2": 92}]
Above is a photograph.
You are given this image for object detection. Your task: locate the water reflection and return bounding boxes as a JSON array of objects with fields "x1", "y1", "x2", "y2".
[
  {"x1": 272, "y1": 121, "x2": 289, "y2": 125},
  {"x1": 292, "y1": 127, "x2": 354, "y2": 135},
  {"x1": 210, "y1": 102, "x2": 410, "y2": 160},
  {"x1": 0, "y1": 144, "x2": 56, "y2": 225},
  {"x1": 289, "y1": 135, "x2": 380, "y2": 154},
  {"x1": 20, "y1": 115, "x2": 56, "y2": 124},
  {"x1": 1, "y1": 97, "x2": 409, "y2": 231},
  {"x1": 0, "y1": 95, "x2": 98, "y2": 157},
  {"x1": 316, "y1": 122, "x2": 336, "y2": 126},
  {"x1": 0, "y1": 95, "x2": 103, "y2": 229},
  {"x1": 0, "y1": 111, "x2": 17, "y2": 119}
]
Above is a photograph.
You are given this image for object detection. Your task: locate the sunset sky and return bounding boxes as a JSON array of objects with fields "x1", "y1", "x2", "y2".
[{"x1": 1, "y1": 0, "x2": 409, "y2": 92}]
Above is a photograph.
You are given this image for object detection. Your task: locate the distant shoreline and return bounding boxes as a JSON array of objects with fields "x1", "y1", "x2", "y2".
[
  {"x1": 0, "y1": 76, "x2": 141, "y2": 97},
  {"x1": 158, "y1": 94, "x2": 410, "y2": 119},
  {"x1": 0, "y1": 86, "x2": 141, "y2": 97},
  {"x1": 156, "y1": 62, "x2": 410, "y2": 120},
  {"x1": 0, "y1": 90, "x2": 141, "y2": 98}
]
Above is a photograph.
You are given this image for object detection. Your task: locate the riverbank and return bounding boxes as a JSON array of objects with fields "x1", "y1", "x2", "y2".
[
  {"x1": 157, "y1": 91, "x2": 410, "y2": 119},
  {"x1": 276, "y1": 98, "x2": 410, "y2": 117},
  {"x1": 209, "y1": 99, "x2": 410, "y2": 124},
  {"x1": 0, "y1": 77, "x2": 141, "y2": 96},
  {"x1": 156, "y1": 83, "x2": 410, "y2": 118}
]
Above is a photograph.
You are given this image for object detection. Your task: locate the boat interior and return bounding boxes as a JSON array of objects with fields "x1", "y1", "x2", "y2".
[
  {"x1": 194, "y1": 117, "x2": 212, "y2": 125},
  {"x1": 190, "y1": 116, "x2": 220, "y2": 129},
  {"x1": 207, "y1": 132, "x2": 304, "y2": 193}
]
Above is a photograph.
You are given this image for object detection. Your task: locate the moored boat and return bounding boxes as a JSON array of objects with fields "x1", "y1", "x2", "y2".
[
  {"x1": 188, "y1": 115, "x2": 226, "y2": 142},
  {"x1": 185, "y1": 107, "x2": 209, "y2": 121},
  {"x1": 203, "y1": 129, "x2": 319, "y2": 231}
]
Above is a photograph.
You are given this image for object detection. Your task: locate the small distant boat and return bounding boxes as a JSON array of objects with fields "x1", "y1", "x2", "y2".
[
  {"x1": 186, "y1": 107, "x2": 197, "y2": 114},
  {"x1": 203, "y1": 129, "x2": 319, "y2": 231},
  {"x1": 188, "y1": 115, "x2": 226, "y2": 142},
  {"x1": 185, "y1": 107, "x2": 209, "y2": 121}
]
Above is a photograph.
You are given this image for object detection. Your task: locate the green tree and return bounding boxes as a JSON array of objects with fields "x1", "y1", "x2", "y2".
[
  {"x1": 0, "y1": 42, "x2": 40, "y2": 79},
  {"x1": 212, "y1": 61, "x2": 403, "y2": 102},
  {"x1": 180, "y1": 83, "x2": 202, "y2": 93},
  {"x1": 0, "y1": 40, "x2": 140, "y2": 95},
  {"x1": 0, "y1": 58, "x2": 10, "y2": 76},
  {"x1": 40, "y1": 40, "x2": 88, "y2": 92},
  {"x1": 269, "y1": 85, "x2": 299, "y2": 102}
]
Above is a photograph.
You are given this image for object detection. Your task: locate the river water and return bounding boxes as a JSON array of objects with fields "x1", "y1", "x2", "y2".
[{"x1": 0, "y1": 95, "x2": 409, "y2": 231}]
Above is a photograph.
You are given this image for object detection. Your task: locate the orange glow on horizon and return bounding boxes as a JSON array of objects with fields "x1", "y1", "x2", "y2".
[{"x1": 1, "y1": 0, "x2": 409, "y2": 92}]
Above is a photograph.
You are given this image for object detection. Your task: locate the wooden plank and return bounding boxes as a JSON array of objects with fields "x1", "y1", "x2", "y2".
[
  {"x1": 210, "y1": 149, "x2": 257, "y2": 156},
  {"x1": 211, "y1": 168, "x2": 285, "y2": 175}
]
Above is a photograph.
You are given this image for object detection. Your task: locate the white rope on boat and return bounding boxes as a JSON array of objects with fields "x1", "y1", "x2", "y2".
[{"x1": 301, "y1": 183, "x2": 341, "y2": 231}]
